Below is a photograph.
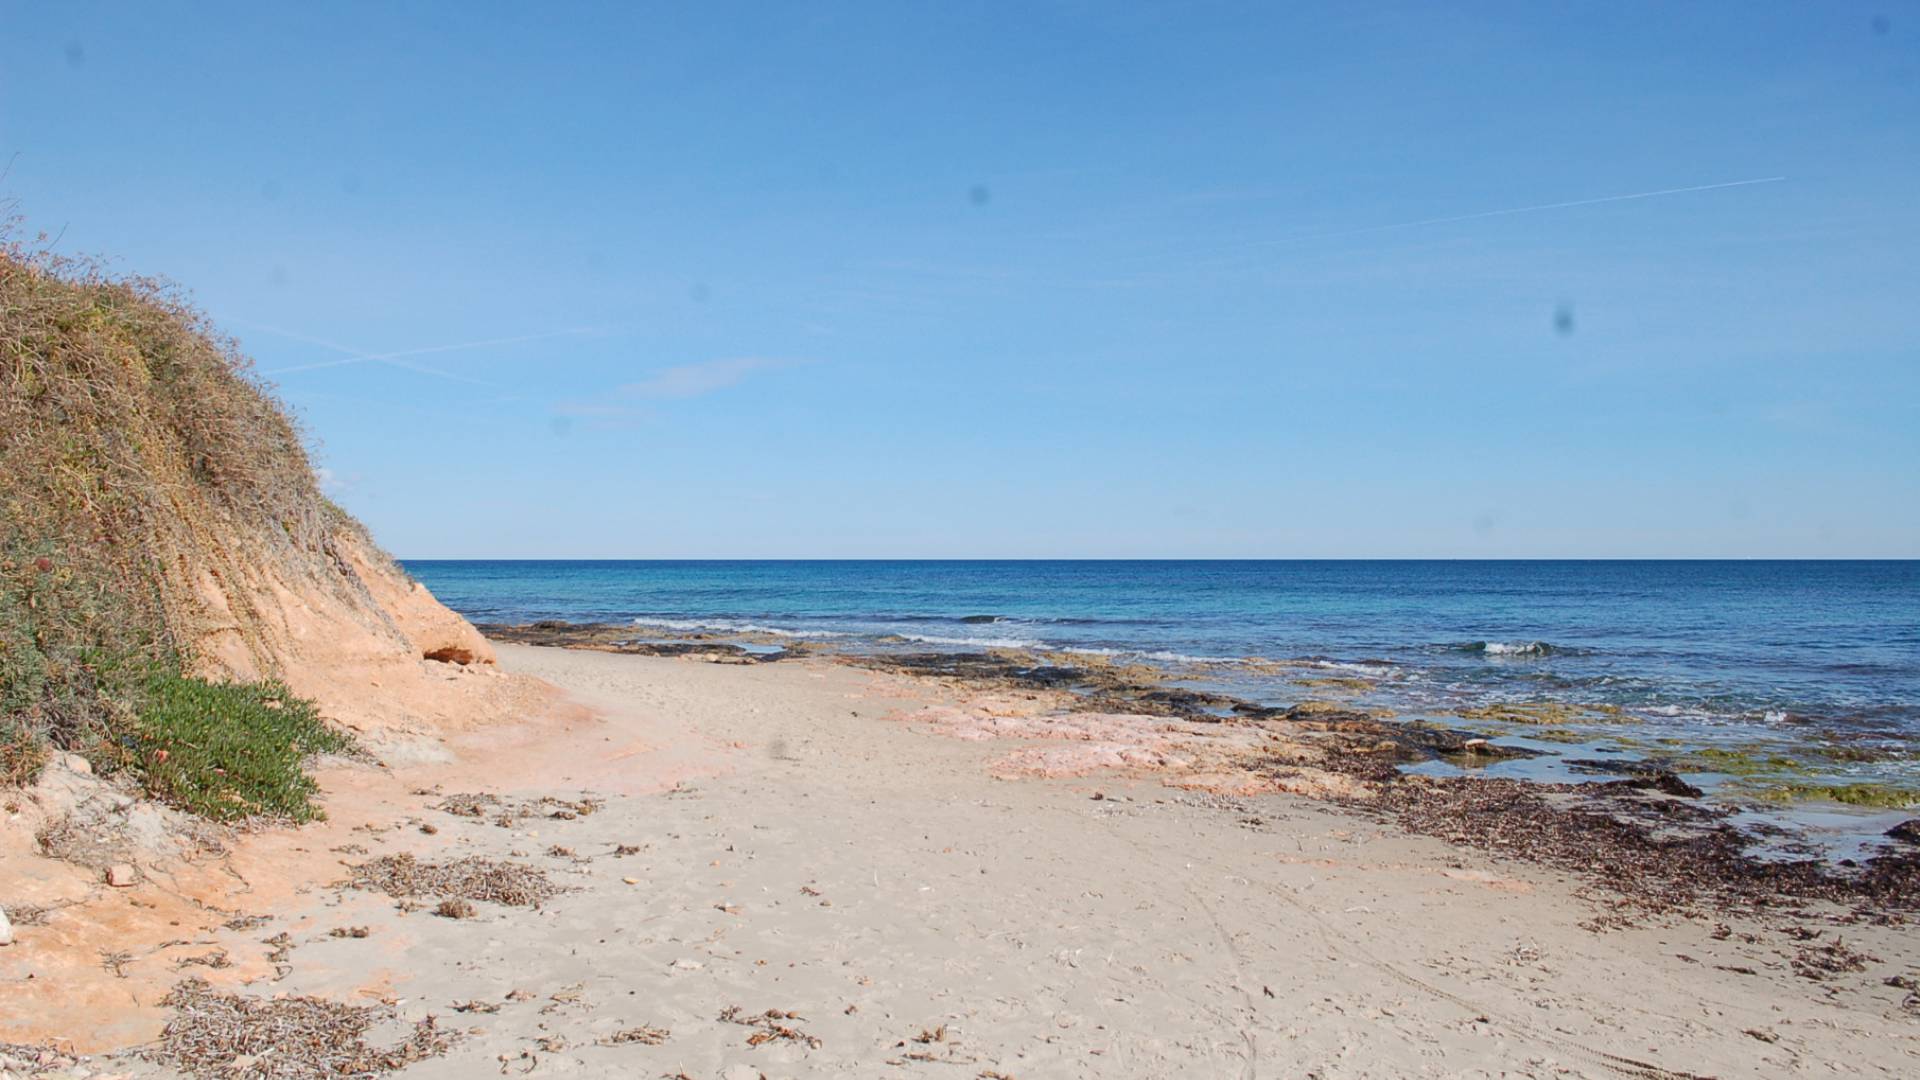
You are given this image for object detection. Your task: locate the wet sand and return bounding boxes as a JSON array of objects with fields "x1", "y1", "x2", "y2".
[{"x1": 6, "y1": 644, "x2": 1916, "y2": 1077}]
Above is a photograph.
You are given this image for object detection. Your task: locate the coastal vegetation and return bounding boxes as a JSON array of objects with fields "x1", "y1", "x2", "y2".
[{"x1": 1, "y1": 236, "x2": 356, "y2": 818}]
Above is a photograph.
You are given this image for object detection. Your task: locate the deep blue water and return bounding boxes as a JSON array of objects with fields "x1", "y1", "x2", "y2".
[{"x1": 405, "y1": 560, "x2": 1920, "y2": 792}]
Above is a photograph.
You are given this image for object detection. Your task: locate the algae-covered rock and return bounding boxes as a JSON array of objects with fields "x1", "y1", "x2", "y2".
[{"x1": 1455, "y1": 702, "x2": 1634, "y2": 726}]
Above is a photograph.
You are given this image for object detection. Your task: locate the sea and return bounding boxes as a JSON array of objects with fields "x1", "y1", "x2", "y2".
[{"x1": 406, "y1": 559, "x2": 1920, "y2": 825}]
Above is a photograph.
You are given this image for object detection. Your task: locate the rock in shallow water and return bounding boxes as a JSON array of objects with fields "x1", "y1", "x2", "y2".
[{"x1": 1886, "y1": 819, "x2": 1920, "y2": 844}]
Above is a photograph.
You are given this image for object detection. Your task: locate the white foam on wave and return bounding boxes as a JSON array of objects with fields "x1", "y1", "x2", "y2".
[
  {"x1": 897, "y1": 632, "x2": 1048, "y2": 649},
  {"x1": 1479, "y1": 641, "x2": 1553, "y2": 656},
  {"x1": 630, "y1": 617, "x2": 849, "y2": 639}
]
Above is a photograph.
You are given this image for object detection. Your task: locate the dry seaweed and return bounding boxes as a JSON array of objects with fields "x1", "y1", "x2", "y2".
[
  {"x1": 719, "y1": 1006, "x2": 822, "y2": 1049},
  {"x1": 599, "y1": 1026, "x2": 670, "y2": 1046},
  {"x1": 344, "y1": 854, "x2": 563, "y2": 908},
  {"x1": 1334, "y1": 770, "x2": 1920, "y2": 920},
  {"x1": 1791, "y1": 939, "x2": 1877, "y2": 981},
  {"x1": 145, "y1": 978, "x2": 449, "y2": 1079}
]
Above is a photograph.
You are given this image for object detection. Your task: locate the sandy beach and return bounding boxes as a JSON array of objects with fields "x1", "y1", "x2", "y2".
[{"x1": 5, "y1": 643, "x2": 1914, "y2": 1079}]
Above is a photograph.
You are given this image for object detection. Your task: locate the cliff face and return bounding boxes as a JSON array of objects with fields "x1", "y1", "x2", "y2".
[{"x1": 0, "y1": 244, "x2": 501, "y2": 762}]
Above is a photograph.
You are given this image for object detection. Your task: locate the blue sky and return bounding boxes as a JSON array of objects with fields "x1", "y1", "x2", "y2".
[{"x1": 4, "y1": 2, "x2": 1916, "y2": 557}]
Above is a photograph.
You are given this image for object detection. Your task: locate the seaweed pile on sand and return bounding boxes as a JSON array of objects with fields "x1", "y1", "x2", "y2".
[{"x1": 144, "y1": 978, "x2": 449, "y2": 1079}]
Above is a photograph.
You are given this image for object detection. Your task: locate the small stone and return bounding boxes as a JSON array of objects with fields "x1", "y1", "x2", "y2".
[
  {"x1": 106, "y1": 864, "x2": 138, "y2": 887},
  {"x1": 670, "y1": 958, "x2": 703, "y2": 971},
  {"x1": 62, "y1": 753, "x2": 92, "y2": 775},
  {"x1": 622, "y1": 877, "x2": 640, "y2": 885},
  {"x1": 0, "y1": 904, "x2": 13, "y2": 946}
]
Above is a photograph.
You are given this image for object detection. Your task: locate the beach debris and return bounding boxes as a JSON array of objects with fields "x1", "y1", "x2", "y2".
[
  {"x1": 1791, "y1": 938, "x2": 1877, "y2": 981},
  {"x1": 451, "y1": 999, "x2": 501, "y2": 1014},
  {"x1": 0, "y1": 1041, "x2": 86, "y2": 1075},
  {"x1": 263, "y1": 932, "x2": 295, "y2": 964},
  {"x1": 344, "y1": 853, "x2": 563, "y2": 908},
  {"x1": 1887, "y1": 973, "x2": 1920, "y2": 1013},
  {"x1": 599, "y1": 1025, "x2": 670, "y2": 1046},
  {"x1": 534, "y1": 1035, "x2": 567, "y2": 1052},
  {"x1": 419, "y1": 822, "x2": 439, "y2": 835},
  {"x1": 177, "y1": 949, "x2": 233, "y2": 969},
  {"x1": 434, "y1": 898, "x2": 477, "y2": 919},
  {"x1": 435, "y1": 792, "x2": 501, "y2": 818},
  {"x1": 719, "y1": 1006, "x2": 822, "y2": 1049},
  {"x1": 614, "y1": 843, "x2": 646, "y2": 856},
  {"x1": 329, "y1": 925, "x2": 371, "y2": 938},
  {"x1": 435, "y1": 791, "x2": 601, "y2": 828},
  {"x1": 145, "y1": 977, "x2": 449, "y2": 1079},
  {"x1": 100, "y1": 949, "x2": 134, "y2": 977},
  {"x1": 222, "y1": 914, "x2": 271, "y2": 931}
]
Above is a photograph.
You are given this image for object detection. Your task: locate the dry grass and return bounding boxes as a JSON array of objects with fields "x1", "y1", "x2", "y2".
[
  {"x1": 146, "y1": 978, "x2": 449, "y2": 1079},
  {"x1": 34, "y1": 811, "x2": 134, "y2": 871},
  {"x1": 0, "y1": 233, "x2": 381, "y2": 796},
  {"x1": 344, "y1": 853, "x2": 563, "y2": 908}
]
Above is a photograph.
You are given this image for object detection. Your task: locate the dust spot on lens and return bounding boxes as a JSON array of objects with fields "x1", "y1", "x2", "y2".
[
  {"x1": 64, "y1": 41, "x2": 85, "y2": 68},
  {"x1": 1553, "y1": 303, "x2": 1575, "y2": 336},
  {"x1": 968, "y1": 184, "x2": 991, "y2": 207}
]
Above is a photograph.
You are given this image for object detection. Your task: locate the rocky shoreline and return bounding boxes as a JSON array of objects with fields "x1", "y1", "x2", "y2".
[{"x1": 480, "y1": 620, "x2": 1920, "y2": 925}]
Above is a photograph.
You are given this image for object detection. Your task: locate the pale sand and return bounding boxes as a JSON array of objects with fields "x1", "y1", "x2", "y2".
[{"x1": 7, "y1": 644, "x2": 1917, "y2": 1078}]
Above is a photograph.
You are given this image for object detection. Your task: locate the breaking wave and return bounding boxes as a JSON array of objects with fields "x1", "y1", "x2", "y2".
[
  {"x1": 630, "y1": 617, "x2": 849, "y2": 639},
  {"x1": 1449, "y1": 640, "x2": 1586, "y2": 658}
]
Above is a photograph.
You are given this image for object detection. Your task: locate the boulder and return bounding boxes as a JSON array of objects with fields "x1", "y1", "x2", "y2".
[{"x1": 1885, "y1": 819, "x2": 1920, "y2": 845}]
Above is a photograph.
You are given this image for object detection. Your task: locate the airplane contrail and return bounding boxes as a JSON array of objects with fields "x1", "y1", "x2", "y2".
[{"x1": 240, "y1": 322, "x2": 595, "y2": 383}]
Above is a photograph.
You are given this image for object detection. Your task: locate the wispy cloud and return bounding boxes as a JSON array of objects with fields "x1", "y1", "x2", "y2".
[
  {"x1": 617, "y1": 357, "x2": 798, "y2": 399},
  {"x1": 551, "y1": 357, "x2": 804, "y2": 428}
]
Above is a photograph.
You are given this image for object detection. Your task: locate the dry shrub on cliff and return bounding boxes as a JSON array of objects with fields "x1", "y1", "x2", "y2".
[{"x1": 0, "y1": 230, "x2": 371, "y2": 797}]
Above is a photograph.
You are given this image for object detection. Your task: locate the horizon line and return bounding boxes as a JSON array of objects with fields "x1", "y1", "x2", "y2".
[{"x1": 394, "y1": 554, "x2": 1918, "y2": 562}]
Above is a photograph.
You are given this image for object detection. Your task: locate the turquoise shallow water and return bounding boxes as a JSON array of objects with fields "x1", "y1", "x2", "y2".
[{"x1": 405, "y1": 560, "x2": 1920, "y2": 799}]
